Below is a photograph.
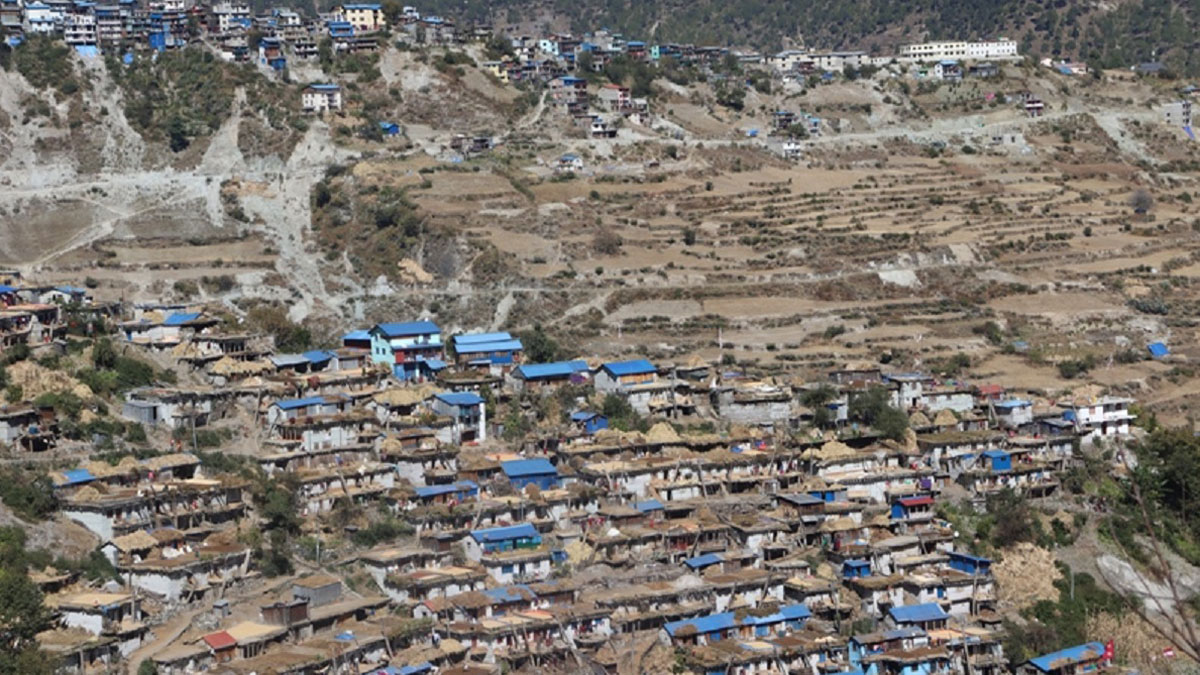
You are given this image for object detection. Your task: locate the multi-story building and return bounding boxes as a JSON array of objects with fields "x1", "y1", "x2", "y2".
[
  {"x1": 900, "y1": 39, "x2": 1018, "y2": 62},
  {"x1": 301, "y1": 83, "x2": 343, "y2": 113}
]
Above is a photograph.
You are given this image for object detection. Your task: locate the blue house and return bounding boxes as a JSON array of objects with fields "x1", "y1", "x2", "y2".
[
  {"x1": 501, "y1": 458, "x2": 561, "y2": 490},
  {"x1": 512, "y1": 360, "x2": 589, "y2": 391},
  {"x1": 570, "y1": 411, "x2": 608, "y2": 434},
  {"x1": 843, "y1": 560, "x2": 871, "y2": 579},
  {"x1": 890, "y1": 496, "x2": 934, "y2": 521},
  {"x1": 451, "y1": 332, "x2": 524, "y2": 369},
  {"x1": 947, "y1": 551, "x2": 992, "y2": 576},
  {"x1": 368, "y1": 321, "x2": 443, "y2": 380},
  {"x1": 1024, "y1": 642, "x2": 1108, "y2": 675},
  {"x1": 328, "y1": 20, "x2": 354, "y2": 37},
  {"x1": 412, "y1": 480, "x2": 478, "y2": 504},
  {"x1": 469, "y1": 523, "x2": 541, "y2": 554},
  {"x1": 850, "y1": 628, "x2": 942, "y2": 675},
  {"x1": 980, "y1": 449, "x2": 1012, "y2": 472},
  {"x1": 595, "y1": 359, "x2": 656, "y2": 392},
  {"x1": 379, "y1": 121, "x2": 400, "y2": 136},
  {"x1": 663, "y1": 604, "x2": 811, "y2": 645},
  {"x1": 888, "y1": 603, "x2": 950, "y2": 630}
]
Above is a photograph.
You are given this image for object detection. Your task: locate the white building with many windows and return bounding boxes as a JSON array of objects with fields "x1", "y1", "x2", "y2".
[{"x1": 899, "y1": 40, "x2": 1018, "y2": 62}]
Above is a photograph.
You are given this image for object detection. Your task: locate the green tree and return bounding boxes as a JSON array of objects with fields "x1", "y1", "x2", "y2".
[
  {"x1": 91, "y1": 337, "x2": 117, "y2": 369},
  {"x1": 0, "y1": 568, "x2": 51, "y2": 650},
  {"x1": 518, "y1": 325, "x2": 560, "y2": 363}
]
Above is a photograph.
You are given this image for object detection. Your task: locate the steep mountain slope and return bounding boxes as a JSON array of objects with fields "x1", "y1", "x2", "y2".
[{"x1": 425, "y1": 0, "x2": 1200, "y2": 74}]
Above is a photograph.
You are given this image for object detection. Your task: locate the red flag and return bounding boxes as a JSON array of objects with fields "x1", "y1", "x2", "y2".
[
  {"x1": 1103, "y1": 640, "x2": 1115, "y2": 660},
  {"x1": 1163, "y1": 647, "x2": 1176, "y2": 659}
]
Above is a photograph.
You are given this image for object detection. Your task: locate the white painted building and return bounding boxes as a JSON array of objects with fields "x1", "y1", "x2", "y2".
[{"x1": 899, "y1": 40, "x2": 1018, "y2": 62}]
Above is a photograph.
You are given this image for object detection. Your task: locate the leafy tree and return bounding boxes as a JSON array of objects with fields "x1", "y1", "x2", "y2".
[
  {"x1": 0, "y1": 567, "x2": 51, "y2": 650},
  {"x1": 518, "y1": 325, "x2": 560, "y2": 363},
  {"x1": 1130, "y1": 188, "x2": 1154, "y2": 213},
  {"x1": 0, "y1": 467, "x2": 58, "y2": 521}
]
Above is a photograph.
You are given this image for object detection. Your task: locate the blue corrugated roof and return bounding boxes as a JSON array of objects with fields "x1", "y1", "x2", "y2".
[
  {"x1": 373, "y1": 321, "x2": 438, "y2": 337},
  {"x1": 601, "y1": 359, "x2": 655, "y2": 376},
  {"x1": 634, "y1": 499, "x2": 663, "y2": 512},
  {"x1": 273, "y1": 396, "x2": 326, "y2": 411},
  {"x1": 423, "y1": 358, "x2": 447, "y2": 370},
  {"x1": 889, "y1": 603, "x2": 949, "y2": 624},
  {"x1": 948, "y1": 551, "x2": 991, "y2": 564},
  {"x1": 684, "y1": 553, "x2": 722, "y2": 569},
  {"x1": 435, "y1": 392, "x2": 483, "y2": 407},
  {"x1": 501, "y1": 458, "x2": 558, "y2": 477},
  {"x1": 413, "y1": 480, "x2": 477, "y2": 498},
  {"x1": 1148, "y1": 342, "x2": 1169, "y2": 358},
  {"x1": 0, "y1": 285, "x2": 14, "y2": 294},
  {"x1": 664, "y1": 611, "x2": 736, "y2": 636},
  {"x1": 454, "y1": 339, "x2": 523, "y2": 354},
  {"x1": 303, "y1": 350, "x2": 335, "y2": 364},
  {"x1": 343, "y1": 329, "x2": 370, "y2": 342},
  {"x1": 571, "y1": 411, "x2": 600, "y2": 421},
  {"x1": 482, "y1": 584, "x2": 535, "y2": 603},
  {"x1": 981, "y1": 449, "x2": 1009, "y2": 459},
  {"x1": 994, "y1": 399, "x2": 1031, "y2": 409},
  {"x1": 1028, "y1": 642, "x2": 1106, "y2": 672},
  {"x1": 454, "y1": 332, "x2": 513, "y2": 345},
  {"x1": 163, "y1": 312, "x2": 201, "y2": 326},
  {"x1": 515, "y1": 360, "x2": 588, "y2": 380},
  {"x1": 744, "y1": 604, "x2": 811, "y2": 625},
  {"x1": 470, "y1": 523, "x2": 539, "y2": 543},
  {"x1": 55, "y1": 285, "x2": 88, "y2": 294},
  {"x1": 59, "y1": 468, "x2": 95, "y2": 486}
]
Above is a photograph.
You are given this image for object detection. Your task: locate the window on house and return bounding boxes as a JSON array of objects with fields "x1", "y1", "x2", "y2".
[{"x1": 501, "y1": 565, "x2": 513, "y2": 574}]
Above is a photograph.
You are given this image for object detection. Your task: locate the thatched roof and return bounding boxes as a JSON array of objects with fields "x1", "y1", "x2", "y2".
[
  {"x1": 933, "y1": 409, "x2": 958, "y2": 427},
  {"x1": 801, "y1": 439, "x2": 857, "y2": 461}
]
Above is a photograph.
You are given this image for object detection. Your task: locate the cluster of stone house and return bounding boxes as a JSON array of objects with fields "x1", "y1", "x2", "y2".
[{"x1": 18, "y1": 290, "x2": 1136, "y2": 674}]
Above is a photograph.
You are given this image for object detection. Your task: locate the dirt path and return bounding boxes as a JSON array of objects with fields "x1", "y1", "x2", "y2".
[{"x1": 125, "y1": 605, "x2": 206, "y2": 667}]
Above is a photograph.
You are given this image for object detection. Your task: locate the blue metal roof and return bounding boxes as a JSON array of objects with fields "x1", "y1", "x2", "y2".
[
  {"x1": 634, "y1": 499, "x2": 663, "y2": 512},
  {"x1": 303, "y1": 350, "x2": 335, "y2": 364},
  {"x1": 434, "y1": 392, "x2": 484, "y2": 407},
  {"x1": 948, "y1": 551, "x2": 992, "y2": 564},
  {"x1": 889, "y1": 603, "x2": 949, "y2": 624},
  {"x1": 422, "y1": 358, "x2": 448, "y2": 370},
  {"x1": 273, "y1": 396, "x2": 326, "y2": 411},
  {"x1": 684, "y1": 553, "x2": 722, "y2": 569},
  {"x1": 664, "y1": 611, "x2": 736, "y2": 636},
  {"x1": 55, "y1": 285, "x2": 88, "y2": 294},
  {"x1": 514, "y1": 361, "x2": 588, "y2": 380},
  {"x1": 163, "y1": 312, "x2": 201, "y2": 326},
  {"x1": 601, "y1": 359, "x2": 655, "y2": 376},
  {"x1": 571, "y1": 411, "x2": 600, "y2": 421},
  {"x1": 454, "y1": 332, "x2": 513, "y2": 345},
  {"x1": 470, "y1": 523, "x2": 539, "y2": 543},
  {"x1": 981, "y1": 449, "x2": 1010, "y2": 459},
  {"x1": 994, "y1": 399, "x2": 1031, "y2": 409},
  {"x1": 1148, "y1": 341, "x2": 1169, "y2": 358},
  {"x1": 454, "y1": 339, "x2": 523, "y2": 354},
  {"x1": 482, "y1": 584, "x2": 535, "y2": 603},
  {"x1": 413, "y1": 480, "x2": 477, "y2": 498},
  {"x1": 372, "y1": 321, "x2": 439, "y2": 337},
  {"x1": 1028, "y1": 642, "x2": 1106, "y2": 672},
  {"x1": 341, "y1": 2, "x2": 381, "y2": 8},
  {"x1": 844, "y1": 560, "x2": 870, "y2": 568},
  {"x1": 501, "y1": 458, "x2": 558, "y2": 477},
  {"x1": 881, "y1": 627, "x2": 927, "y2": 641},
  {"x1": 343, "y1": 329, "x2": 370, "y2": 342},
  {"x1": 744, "y1": 604, "x2": 811, "y2": 625},
  {"x1": 59, "y1": 468, "x2": 95, "y2": 486}
]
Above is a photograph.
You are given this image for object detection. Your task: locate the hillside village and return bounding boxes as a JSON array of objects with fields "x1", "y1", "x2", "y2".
[
  {"x1": 4, "y1": 1, "x2": 1200, "y2": 675},
  {"x1": 0, "y1": 271, "x2": 1170, "y2": 675}
]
